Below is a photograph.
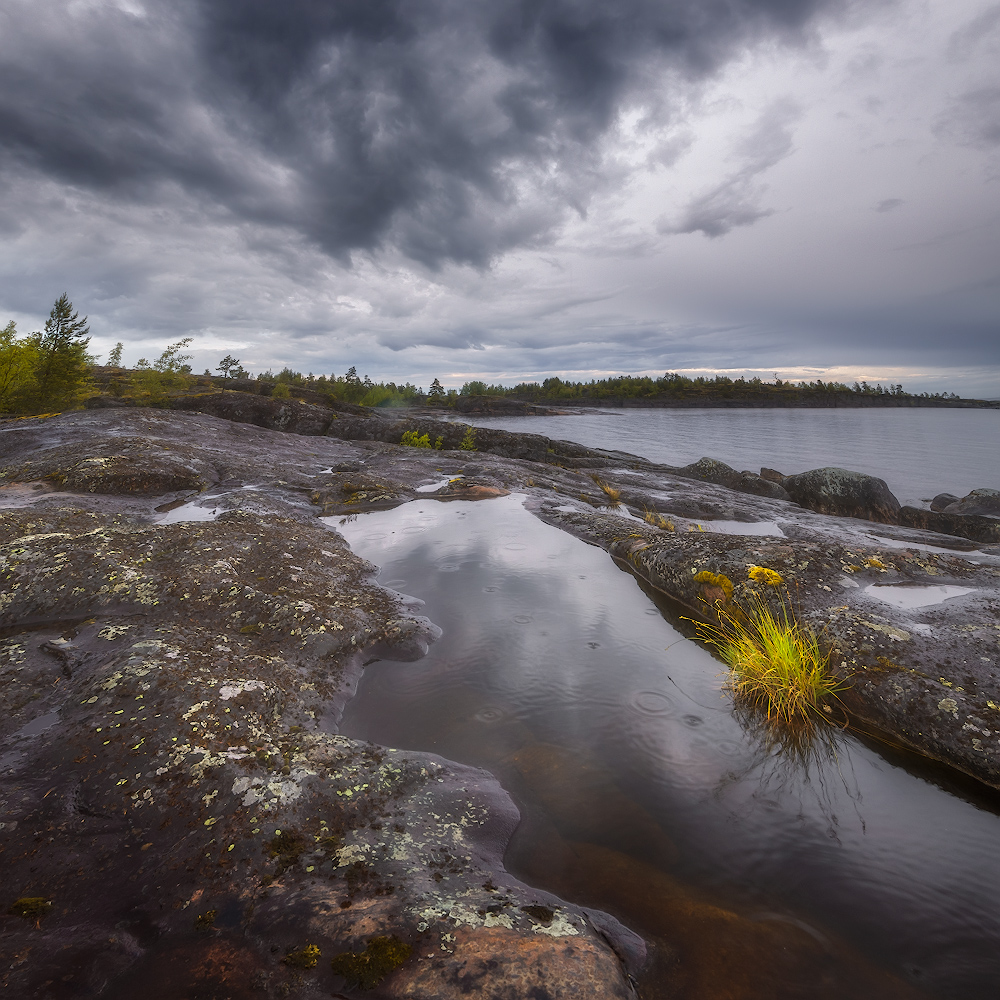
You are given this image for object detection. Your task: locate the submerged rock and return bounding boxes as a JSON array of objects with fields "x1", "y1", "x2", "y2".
[{"x1": 782, "y1": 467, "x2": 901, "y2": 523}]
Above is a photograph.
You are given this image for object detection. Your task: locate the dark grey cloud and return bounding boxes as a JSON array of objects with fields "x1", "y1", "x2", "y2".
[
  {"x1": 875, "y1": 198, "x2": 903, "y2": 212},
  {"x1": 659, "y1": 99, "x2": 800, "y2": 237},
  {"x1": 0, "y1": 0, "x2": 843, "y2": 269}
]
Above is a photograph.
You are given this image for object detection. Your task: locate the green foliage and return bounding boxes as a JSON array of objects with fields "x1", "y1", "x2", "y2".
[
  {"x1": 459, "y1": 426, "x2": 477, "y2": 451},
  {"x1": 330, "y1": 936, "x2": 412, "y2": 990},
  {"x1": 448, "y1": 371, "x2": 955, "y2": 404},
  {"x1": 107, "y1": 341, "x2": 124, "y2": 367},
  {"x1": 7, "y1": 897, "x2": 52, "y2": 922},
  {"x1": 131, "y1": 338, "x2": 193, "y2": 399},
  {"x1": 690, "y1": 595, "x2": 842, "y2": 727},
  {"x1": 0, "y1": 321, "x2": 36, "y2": 412},
  {"x1": 427, "y1": 377, "x2": 446, "y2": 399},
  {"x1": 401, "y1": 430, "x2": 432, "y2": 448},
  {"x1": 27, "y1": 294, "x2": 93, "y2": 412},
  {"x1": 272, "y1": 382, "x2": 291, "y2": 399},
  {"x1": 217, "y1": 354, "x2": 241, "y2": 378}
]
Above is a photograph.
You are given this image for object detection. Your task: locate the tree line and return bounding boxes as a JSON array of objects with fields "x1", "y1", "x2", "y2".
[
  {"x1": 450, "y1": 372, "x2": 966, "y2": 403},
  {"x1": 0, "y1": 296, "x2": 981, "y2": 416}
]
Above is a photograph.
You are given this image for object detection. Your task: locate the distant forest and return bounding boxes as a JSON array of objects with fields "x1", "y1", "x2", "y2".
[
  {"x1": 449, "y1": 373, "x2": 998, "y2": 408},
  {"x1": 3, "y1": 296, "x2": 996, "y2": 415}
]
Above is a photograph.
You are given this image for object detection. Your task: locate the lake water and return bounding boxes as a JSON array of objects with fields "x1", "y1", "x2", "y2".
[
  {"x1": 332, "y1": 495, "x2": 1000, "y2": 1000},
  {"x1": 448, "y1": 408, "x2": 1000, "y2": 508}
]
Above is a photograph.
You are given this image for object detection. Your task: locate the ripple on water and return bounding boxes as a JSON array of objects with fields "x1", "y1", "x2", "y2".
[
  {"x1": 474, "y1": 706, "x2": 507, "y2": 724},
  {"x1": 512, "y1": 614, "x2": 533, "y2": 624},
  {"x1": 716, "y1": 739, "x2": 744, "y2": 758},
  {"x1": 629, "y1": 690, "x2": 676, "y2": 717}
]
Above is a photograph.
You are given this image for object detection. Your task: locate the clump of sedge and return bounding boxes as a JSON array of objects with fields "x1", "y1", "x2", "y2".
[{"x1": 691, "y1": 595, "x2": 842, "y2": 726}]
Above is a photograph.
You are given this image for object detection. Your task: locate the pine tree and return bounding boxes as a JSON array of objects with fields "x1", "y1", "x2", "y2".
[
  {"x1": 107, "y1": 342, "x2": 124, "y2": 367},
  {"x1": 217, "y1": 354, "x2": 240, "y2": 378},
  {"x1": 427, "y1": 377, "x2": 446, "y2": 399},
  {"x1": 30, "y1": 294, "x2": 92, "y2": 411}
]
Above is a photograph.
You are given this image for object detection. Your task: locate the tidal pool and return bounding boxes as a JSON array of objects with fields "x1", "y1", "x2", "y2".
[{"x1": 330, "y1": 495, "x2": 1000, "y2": 999}]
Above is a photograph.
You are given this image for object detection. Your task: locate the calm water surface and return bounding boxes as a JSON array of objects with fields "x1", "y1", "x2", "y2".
[
  {"x1": 332, "y1": 495, "x2": 1000, "y2": 1000},
  {"x1": 450, "y1": 408, "x2": 999, "y2": 507}
]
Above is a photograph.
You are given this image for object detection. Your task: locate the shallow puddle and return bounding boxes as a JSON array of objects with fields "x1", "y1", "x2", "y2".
[
  {"x1": 866, "y1": 584, "x2": 977, "y2": 609},
  {"x1": 331, "y1": 495, "x2": 1000, "y2": 999}
]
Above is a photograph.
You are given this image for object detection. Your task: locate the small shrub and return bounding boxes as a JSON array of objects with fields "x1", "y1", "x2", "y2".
[
  {"x1": 7, "y1": 897, "x2": 51, "y2": 922},
  {"x1": 400, "y1": 430, "x2": 432, "y2": 448},
  {"x1": 459, "y1": 426, "x2": 477, "y2": 451},
  {"x1": 272, "y1": 382, "x2": 290, "y2": 399}
]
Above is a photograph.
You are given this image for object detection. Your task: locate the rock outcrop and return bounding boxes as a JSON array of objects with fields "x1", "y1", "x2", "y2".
[{"x1": 781, "y1": 467, "x2": 902, "y2": 523}]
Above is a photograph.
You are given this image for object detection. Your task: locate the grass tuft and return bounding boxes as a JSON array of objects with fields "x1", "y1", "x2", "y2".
[
  {"x1": 691, "y1": 595, "x2": 842, "y2": 726},
  {"x1": 642, "y1": 507, "x2": 674, "y2": 530},
  {"x1": 590, "y1": 475, "x2": 621, "y2": 508}
]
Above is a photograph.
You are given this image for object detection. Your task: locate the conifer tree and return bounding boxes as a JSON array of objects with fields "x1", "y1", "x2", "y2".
[
  {"x1": 30, "y1": 294, "x2": 92, "y2": 410},
  {"x1": 427, "y1": 377, "x2": 446, "y2": 399}
]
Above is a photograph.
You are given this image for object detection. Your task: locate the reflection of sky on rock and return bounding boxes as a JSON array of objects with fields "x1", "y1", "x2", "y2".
[
  {"x1": 333, "y1": 494, "x2": 1000, "y2": 996},
  {"x1": 867, "y1": 585, "x2": 977, "y2": 610}
]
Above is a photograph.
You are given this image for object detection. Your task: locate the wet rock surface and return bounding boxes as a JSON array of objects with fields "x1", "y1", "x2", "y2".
[
  {"x1": 2, "y1": 404, "x2": 999, "y2": 996},
  {"x1": 0, "y1": 414, "x2": 640, "y2": 999}
]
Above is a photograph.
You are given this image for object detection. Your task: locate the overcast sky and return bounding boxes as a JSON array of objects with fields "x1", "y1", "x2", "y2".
[{"x1": 1, "y1": 0, "x2": 998, "y2": 394}]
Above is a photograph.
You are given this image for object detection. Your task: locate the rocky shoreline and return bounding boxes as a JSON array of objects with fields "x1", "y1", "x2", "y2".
[{"x1": 1, "y1": 396, "x2": 998, "y2": 998}]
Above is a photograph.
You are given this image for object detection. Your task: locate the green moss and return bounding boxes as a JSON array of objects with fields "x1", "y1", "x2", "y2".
[
  {"x1": 330, "y1": 936, "x2": 412, "y2": 990},
  {"x1": 283, "y1": 944, "x2": 321, "y2": 969},
  {"x1": 7, "y1": 897, "x2": 52, "y2": 922},
  {"x1": 266, "y1": 828, "x2": 307, "y2": 874}
]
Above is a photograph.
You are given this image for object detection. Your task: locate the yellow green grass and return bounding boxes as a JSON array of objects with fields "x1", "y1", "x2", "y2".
[
  {"x1": 693, "y1": 595, "x2": 842, "y2": 726},
  {"x1": 590, "y1": 474, "x2": 621, "y2": 507}
]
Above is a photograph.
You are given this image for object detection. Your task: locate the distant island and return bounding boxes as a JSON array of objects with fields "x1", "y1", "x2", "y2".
[{"x1": 449, "y1": 373, "x2": 1000, "y2": 410}]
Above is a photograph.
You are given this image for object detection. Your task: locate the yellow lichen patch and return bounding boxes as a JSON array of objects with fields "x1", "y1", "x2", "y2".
[
  {"x1": 693, "y1": 570, "x2": 734, "y2": 604},
  {"x1": 748, "y1": 565, "x2": 783, "y2": 586},
  {"x1": 283, "y1": 944, "x2": 321, "y2": 969},
  {"x1": 866, "y1": 556, "x2": 887, "y2": 570}
]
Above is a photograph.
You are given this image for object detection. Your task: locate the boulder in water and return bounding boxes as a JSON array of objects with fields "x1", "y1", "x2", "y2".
[
  {"x1": 941, "y1": 488, "x2": 1000, "y2": 518},
  {"x1": 930, "y1": 492, "x2": 960, "y2": 512},
  {"x1": 782, "y1": 467, "x2": 901, "y2": 523}
]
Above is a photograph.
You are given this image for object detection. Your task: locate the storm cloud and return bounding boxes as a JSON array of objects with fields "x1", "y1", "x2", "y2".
[
  {"x1": 1, "y1": 0, "x2": 839, "y2": 266},
  {"x1": 1, "y1": 0, "x2": 999, "y2": 395}
]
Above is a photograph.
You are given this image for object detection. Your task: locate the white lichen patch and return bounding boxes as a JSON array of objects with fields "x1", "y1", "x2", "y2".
[
  {"x1": 98, "y1": 624, "x2": 135, "y2": 640},
  {"x1": 531, "y1": 911, "x2": 582, "y2": 938},
  {"x1": 219, "y1": 680, "x2": 267, "y2": 700}
]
